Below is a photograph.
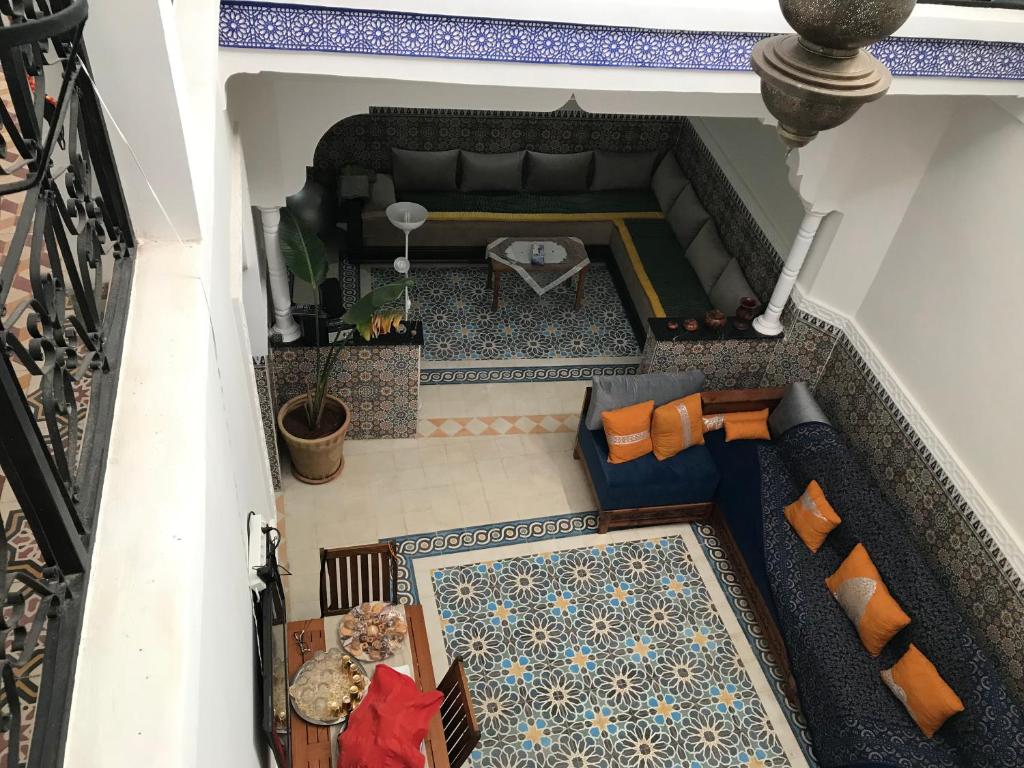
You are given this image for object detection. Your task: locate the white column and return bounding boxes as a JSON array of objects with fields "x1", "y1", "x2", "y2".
[
  {"x1": 259, "y1": 206, "x2": 301, "y2": 343},
  {"x1": 753, "y1": 210, "x2": 825, "y2": 337}
]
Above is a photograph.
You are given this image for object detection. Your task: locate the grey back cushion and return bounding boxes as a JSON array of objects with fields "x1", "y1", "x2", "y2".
[
  {"x1": 708, "y1": 257, "x2": 756, "y2": 314},
  {"x1": 460, "y1": 150, "x2": 525, "y2": 193},
  {"x1": 591, "y1": 150, "x2": 659, "y2": 191},
  {"x1": 651, "y1": 153, "x2": 689, "y2": 212},
  {"x1": 525, "y1": 151, "x2": 593, "y2": 193},
  {"x1": 685, "y1": 221, "x2": 732, "y2": 293},
  {"x1": 367, "y1": 173, "x2": 396, "y2": 211},
  {"x1": 768, "y1": 382, "x2": 832, "y2": 437},
  {"x1": 391, "y1": 148, "x2": 459, "y2": 193},
  {"x1": 666, "y1": 186, "x2": 711, "y2": 248},
  {"x1": 585, "y1": 370, "x2": 706, "y2": 430}
]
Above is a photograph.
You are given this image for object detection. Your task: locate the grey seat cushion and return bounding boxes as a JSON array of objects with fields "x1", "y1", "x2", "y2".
[
  {"x1": 392, "y1": 148, "x2": 459, "y2": 193},
  {"x1": 708, "y1": 257, "x2": 756, "y2": 314},
  {"x1": 768, "y1": 382, "x2": 832, "y2": 437},
  {"x1": 666, "y1": 186, "x2": 711, "y2": 249},
  {"x1": 591, "y1": 150, "x2": 659, "y2": 191},
  {"x1": 651, "y1": 153, "x2": 689, "y2": 212},
  {"x1": 460, "y1": 150, "x2": 525, "y2": 193},
  {"x1": 585, "y1": 370, "x2": 706, "y2": 430},
  {"x1": 525, "y1": 151, "x2": 593, "y2": 193},
  {"x1": 685, "y1": 221, "x2": 732, "y2": 293}
]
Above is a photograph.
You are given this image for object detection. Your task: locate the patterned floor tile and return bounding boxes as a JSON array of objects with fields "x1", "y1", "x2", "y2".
[
  {"x1": 370, "y1": 264, "x2": 641, "y2": 363},
  {"x1": 418, "y1": 413, "x2": 578, "y2": 438},
  {"x1": 425, "y1": 533, "x2": 811, "y2": 767}
]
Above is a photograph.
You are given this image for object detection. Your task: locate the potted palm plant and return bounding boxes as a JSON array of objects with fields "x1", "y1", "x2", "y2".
[{"x1": 276, "y1": 208, "x2": 410, "y2": 483}]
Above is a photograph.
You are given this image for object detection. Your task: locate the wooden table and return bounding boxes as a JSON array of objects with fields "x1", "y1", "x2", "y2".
[
  {"x1": 486, "y1": 236, "x2": 590, "y2": 311},
  {"x1": 286, "y1": 606, "x2": 448, "y2": 768}
]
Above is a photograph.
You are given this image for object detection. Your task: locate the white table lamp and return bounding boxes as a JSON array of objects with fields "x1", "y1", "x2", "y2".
[{"x1": 385, "y1": 202, "x2": 428, "y2": 316}]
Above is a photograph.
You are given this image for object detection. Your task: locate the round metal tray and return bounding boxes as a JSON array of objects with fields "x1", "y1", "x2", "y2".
[{"x1": 288, "y1": 647, "x2": 369, "y2": 726}]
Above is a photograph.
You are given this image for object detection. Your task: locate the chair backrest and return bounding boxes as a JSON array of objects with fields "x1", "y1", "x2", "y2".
[
  {"x1": 436, "y1": 657, "x2": 481, "y2": 768},
  {"x1": 319, "y1": 543, "x2": 398, "y2": 616}
]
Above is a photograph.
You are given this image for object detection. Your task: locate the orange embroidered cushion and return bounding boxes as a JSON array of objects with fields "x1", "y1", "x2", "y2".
[
  {"x1": 784, "y1": 480, "x2": 842, "y2": 553},
  {"x1": 825, "y1": 544, "x2": 911, "y2": 656},
  {"x1": 651, "y1": 393, "x2": 704, "y2": 460},
  {"x1": 723, "y1": 409, "x2": 770, "y2": 441},
  {"x1": 601, "y1": 400, "x2": 654, "y2": 464},
  {"x1": 882, "y1": 644, "x2": 964, "y2": 737}
]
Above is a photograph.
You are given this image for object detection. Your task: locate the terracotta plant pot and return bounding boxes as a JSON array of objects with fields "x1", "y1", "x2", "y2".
[{"x1": 277, "y1": 394, "x2": 351, "y2": 484}]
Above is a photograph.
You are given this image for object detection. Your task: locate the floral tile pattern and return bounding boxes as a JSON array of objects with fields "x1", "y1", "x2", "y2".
[
  {"x1": 371, "y1": 264, "x2": 641, "y2": 364},
  {"x1": 219, "y1": 2, "x2": 1024, "y2": 81},
  {"x1": 430, "y1": 536, "x2": 807, "y2": 767}
]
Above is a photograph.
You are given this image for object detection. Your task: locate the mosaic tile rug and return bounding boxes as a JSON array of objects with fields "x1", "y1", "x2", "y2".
[
  {"x1": 390, "y1": 517, "x2": 815, "y2": 768},
  {"x1": 369, "y1": 264, "x2": 641, "y2": 368}
]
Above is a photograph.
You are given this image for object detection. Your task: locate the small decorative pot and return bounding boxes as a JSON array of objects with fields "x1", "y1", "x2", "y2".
[
  {"x1": 278, "y1": 394, "x2": 351, "y2": 484},
  {"x1": 683, "y1": 318, "x2": 699, "y2": 332},
  {"x1": 704, "y1": 309, "x2": 727, "y2": 330},
  {"x1": 735, "y1": 296, "x2": 761, "y2": 323}
]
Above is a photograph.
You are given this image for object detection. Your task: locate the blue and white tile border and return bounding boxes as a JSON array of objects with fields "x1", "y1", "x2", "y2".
[
  {"x1": 384, "y1": 513, "x2": 818, "y2": 763},
  {"x1": 420, "y1": 361, "x2": 639, "y2": 385},
  {"x1": 220, "y1": 1, "x2": 1024, "y2": 81}
]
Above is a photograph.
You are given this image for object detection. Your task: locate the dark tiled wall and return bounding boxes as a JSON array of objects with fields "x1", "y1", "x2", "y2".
[
  {"x1": 313, "y1": 106, "x2": 687, "y2": 176},
  {"x1": 253, "y1": 356, "x2": 282, "y2": 490}
]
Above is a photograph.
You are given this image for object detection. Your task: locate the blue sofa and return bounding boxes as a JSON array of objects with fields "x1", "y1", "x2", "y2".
[
  {"x1": 575, "y1": 386, "x2": 784, "y2": 533},
  {"x1": 578, "y1": 381, "x2": 1024, "y2": 765}
]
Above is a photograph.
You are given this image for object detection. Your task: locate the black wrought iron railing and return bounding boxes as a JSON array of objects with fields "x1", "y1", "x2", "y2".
[{"x1": 0, "y1": 1, "x2": 135, "y2": 765}]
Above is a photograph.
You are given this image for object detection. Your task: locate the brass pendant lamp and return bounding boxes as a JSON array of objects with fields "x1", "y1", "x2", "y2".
[{"x1": 751, "y1": 0, "x2": 917, "y2": 149}]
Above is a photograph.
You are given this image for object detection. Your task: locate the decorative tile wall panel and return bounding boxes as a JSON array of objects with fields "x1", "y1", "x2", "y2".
[
  {"x1": 253, "y1": 356, "x2": 282, "y2": 490},
  {"x1": 313, "y1": 107, "x2": 685, "y2": 178},
  {"x1": 270, "y1": 345, "x2": 420, "y2": 440},
  {"x1": 219, "y1": 2, "x2": 1024, "y2": 81}
]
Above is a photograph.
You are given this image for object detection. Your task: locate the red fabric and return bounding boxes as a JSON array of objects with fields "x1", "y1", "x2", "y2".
[{"x1": 339, "y1": 664, "x2": 443, "y2": 768}]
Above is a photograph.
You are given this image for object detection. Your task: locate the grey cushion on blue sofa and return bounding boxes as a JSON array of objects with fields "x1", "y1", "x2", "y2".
[
  {"x1": 685, "y1": 221, "x2": 732, "y2": 293},
  {"x1": 768, "y1": 382, "x2": 831, "y2": 437},
  {"x1": 460, "y1": 150, "x2": 524, "y2": 192},
  {"x1": 666, "y1": 186, "x2": 710, "y2": 248},
  {"x1": 584, "y1": 370, "x2": 705, "y2": 430},
  {"x1": 391, "y1": 148, "x2": 459, "y2": 192},
  {"x1": 525, "y1": 151, "x2": 593, "y2": 193},
  {"x1": 651, "y1": 153, "x2": 689, "y2": 212},
  {"x1": 366, "y1": 173, "x2": 396, "y2": 211},
  {"x1": 708, "y1": 257, "x2": 755, "y2": 314},
  {"x1": 591, "y1": 150, "x2": 659, "y2": 191}
]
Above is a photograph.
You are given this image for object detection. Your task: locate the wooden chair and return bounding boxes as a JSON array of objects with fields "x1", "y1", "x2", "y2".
[
  {"x1": 436, "y1": 658, "x2": 481, "y2": 768},
  {"x1": 319, "y1": 543, "x2": 398, "y2": 617}
]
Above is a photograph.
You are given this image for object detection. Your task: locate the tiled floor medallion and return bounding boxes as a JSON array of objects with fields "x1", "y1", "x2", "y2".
[
  {"x1": 386, "y1": 515, "x2": 815, "y2": 766},
  {"x1": 369, "y1": 264, "x2": 641, "y2": 363},
  {"x1": 418, "y1": 414, "x2": 578, "y2": 438}
]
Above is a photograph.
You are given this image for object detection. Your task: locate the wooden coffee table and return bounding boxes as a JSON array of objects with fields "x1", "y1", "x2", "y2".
[{"x1": 485, "y1": 237, "x2": 590, "y2": 311}]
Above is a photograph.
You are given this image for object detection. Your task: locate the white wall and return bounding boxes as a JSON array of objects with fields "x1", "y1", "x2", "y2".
[
  {"x1": 690, "y1": 116, "x2": 806, "y2": 254},
  {"x1": 855, "y1": 97, "x2": 1024, "y2": 547},
  {"x1": 793, "y1": 95, "x2": 957, "y2": 316},
  {"x1": 65, "y1": 2, "x2": 274, "y2": 766}
]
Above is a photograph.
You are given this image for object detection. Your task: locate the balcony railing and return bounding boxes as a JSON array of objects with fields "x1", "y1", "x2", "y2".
[{"x1": 0, "y1": 1, "x2": 135, "y2": 765}]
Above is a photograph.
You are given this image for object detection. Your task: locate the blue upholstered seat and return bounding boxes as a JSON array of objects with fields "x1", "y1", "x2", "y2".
[{"x1": 576, "y1": 424, "x2": 719, "y2": 510}]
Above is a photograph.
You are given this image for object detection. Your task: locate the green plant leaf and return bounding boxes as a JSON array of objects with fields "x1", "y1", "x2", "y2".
[
  {"x1": 278, "y1": 208, "x2": 327, "y2": 287},
  {"x1": 341, "y1": 280, "x2": 413, "y2": 327}
]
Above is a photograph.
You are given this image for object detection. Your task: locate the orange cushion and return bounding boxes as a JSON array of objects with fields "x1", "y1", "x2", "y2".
[
  {"x1": 825, "y1": 544, "x2": 911, "y2": 656},
  {"x1": 651, "y1": 393, "x2": 704, "y2": 460},
  {"x1": 882, "y1": 644, "x2": 964, "y2": 737},
  {"x1": 784, "y1": 480, "x2": 842, "y2": 553},
  {"x1": 601, "y1": 400, "x2": 654, "y2": 464},
  {"x1": 723, "y1": 409, "x2": 770, "y2": 441}
]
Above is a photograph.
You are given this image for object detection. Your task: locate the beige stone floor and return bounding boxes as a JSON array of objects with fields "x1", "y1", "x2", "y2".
[{"x1": 279, "y1": 380, "x2": 596, "y2": 621}]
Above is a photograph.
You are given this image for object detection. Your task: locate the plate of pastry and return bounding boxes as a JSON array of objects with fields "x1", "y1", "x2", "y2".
[{"x1": 338, "y1": 602, "x2": 408, "y2": 662}]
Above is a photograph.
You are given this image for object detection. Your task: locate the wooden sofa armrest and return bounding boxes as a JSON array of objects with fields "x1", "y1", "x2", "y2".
[{"x1": 701, "y1": 387, "x2": 786, "y2": 415}]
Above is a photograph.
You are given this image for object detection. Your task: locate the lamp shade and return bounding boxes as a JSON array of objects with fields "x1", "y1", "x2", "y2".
[{"x1": 385, "y1": 202, "x2": 428, "y2": 233}]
